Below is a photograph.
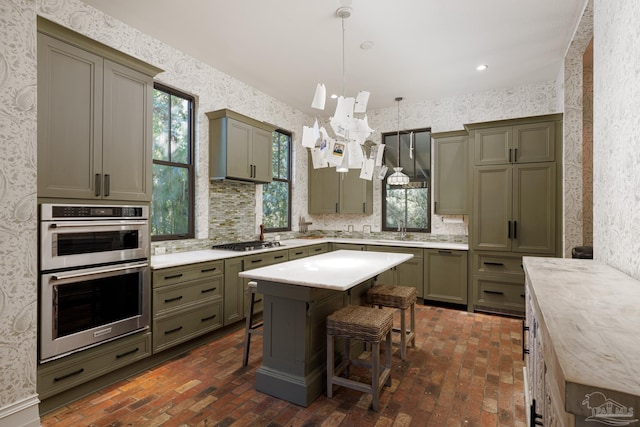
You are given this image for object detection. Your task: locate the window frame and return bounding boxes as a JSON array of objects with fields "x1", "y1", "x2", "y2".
[
  {"x1": 381, "y1": 127, "x2": 432, "y2": 233},
  {"x1": 151, "y1": 83, "x2": 195, "y2": 241},
  {"x1": 262, "y1": 128, "x2": 292, "y2": 233}
]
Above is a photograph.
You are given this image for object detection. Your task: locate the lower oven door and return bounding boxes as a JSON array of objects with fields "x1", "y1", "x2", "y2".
[{"x1": 40, "y1": 261, "x2": 150, "y2": 363}]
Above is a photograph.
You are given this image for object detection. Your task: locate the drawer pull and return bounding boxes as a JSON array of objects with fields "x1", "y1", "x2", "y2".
[
  {"x1": 54, "y1": 368, "x2": 84, "y2": 382},
  {"x1": 483, "y1": 261, "x2": 504, "y2": 266},
  {"x1": 520, "y1": 293, "x2": 525, "y2": 298},
  {"x1": 250, "y1": 259, "x2": 263, "y2": 264},
  {"x1": 274, "y1": 255, "x2": 284, "y2": 259},
  {"x1": 164, "y1": 296, "x2": 183, "y2": 303},
  {"x1": 165, "y1": 326, "x2": 183, "y2": 335},
  {"x1": 201, "y1": 314, "x2": 217, "y2": 322},
  {"x1": 201, "y1": 287, "x2": 217, "y2": 294},
  {"x1": 254, "y1": 298, "x2": 263, "y2": 304},
  {"x1": 438, "y1": 250, "x2": 452, "y2": 254},
  {"x1": 522, "y1": 322, "x2": 530, "y2": 360},
  {"x1": 483, "y1": 289, "x2": 504, "y2": 295},
  {"x1": 164, "y1": 273, "x2": 183, "y2": 280},
  {"x1": 313, "y1": 248, "x2": 323, "y2": 252},
  {"x1": 294, "y1": 251, "x2": 304, "y2": 255},
  {"x1": 116, "y1": 347, "x2": 140, "y2": 359},
  {"x1": 201, "y1": 267, "x2": 218, "y2": 273}
]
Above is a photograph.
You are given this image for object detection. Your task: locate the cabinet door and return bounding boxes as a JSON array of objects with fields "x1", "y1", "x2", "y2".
[
  {"x1": 251, "y1": 127, "x2": 273, "y2": 183},
  {"x1": 226, "y1": 118, "x2": 253, "y2": 180},
  {"x1": 434, "y1": 133, "x2": 468, "y2": 214},
  {"x1": 513, "y1": 122, "x2": 555, "y2": 163},
  {"x1": 424, "y1": 249, "x2": 468, "y2": 304},
  {"x1": 224, "y1": 258, "x2": 244, "y2": 325},
  {"x1": 513, "y1": 163, "x2": 556, "y2": 254},
  {"x1": 102, "y1": 60, "x2": 153, "y2": 201},
  {"x1": 37, "y1": 33, "x2": 103, "y2": 199},
  {"x1": 474, "y1": 126, "x2": 512, "y2": 165},
  {"x1": 308, "y1": 155, "x2": 339, "y2": 214},
  {"x1": 339, "y1": 169, "x2": 372, "y2": 214},
  {"x1": 473, "y1": 166, "x2": 512, "y2": 251}
]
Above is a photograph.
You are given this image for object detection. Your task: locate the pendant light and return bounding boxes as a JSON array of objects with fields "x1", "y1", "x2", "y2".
[{"x1": 387, "y1": 97, "x2": 410, "y2": 186}]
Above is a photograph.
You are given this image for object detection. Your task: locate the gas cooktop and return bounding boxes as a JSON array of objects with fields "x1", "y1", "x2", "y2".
[{"x1": 212, "y1": 240, "x2": 282, "y2": 252}]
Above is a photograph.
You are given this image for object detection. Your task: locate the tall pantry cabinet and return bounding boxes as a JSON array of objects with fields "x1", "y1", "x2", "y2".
[
  {"x1": 37, "y1": 18, "x2": 162, "y2": 202},
  {"x1": 466, "y1": 114, "x2": 562, "y2": 316}
]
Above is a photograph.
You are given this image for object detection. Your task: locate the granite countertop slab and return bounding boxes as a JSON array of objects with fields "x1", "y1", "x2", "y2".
[
  {"x1": 239, "y1": 250, "x2": 413, "y2": 291},
  {"x1": 523, "y1": 257, "x2": 640, "y2": 401},
  {"x1": 151, "y1": 237, "x2": 468, "y2": 270}
]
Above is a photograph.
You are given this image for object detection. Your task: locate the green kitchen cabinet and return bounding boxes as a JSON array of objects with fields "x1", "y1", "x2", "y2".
[
  {"x1": 308, "y1": 152, "x2": 373, "y2": 214},
  {"x1": 472, "y1": 121, "x2": 555, "y2": 166},
  {"x1": 433, "y1": 130, "x2": 469, "y2": 215},
  {"x1": 331, "y1": 243, "x2": 365, "y2": 251},
  {"x1": 472, "y1": 162, "x2": 556, "y2": 254},
  {"x1": 366, "y1": 245, "x2": 424, "y2": 298},
  {"x1": 37, "y1": 20, "x2": 161, "y2": 201},
  {"x1": 423, "y1": 248, "x2": 468, "y2": 305},
  {"x1": 207, "y1": 109, "x2": 275, "y2": 183},
  {"x1": 223, "y1": 257, "x2": 245, "y2": 326}
]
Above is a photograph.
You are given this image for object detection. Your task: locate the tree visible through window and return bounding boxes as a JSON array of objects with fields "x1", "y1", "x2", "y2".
[
  {"x1": 382, "y1": 128, "x2": 431, "y2": 232},
  {"x1": 151, "y1": 84, "x2": 194, "y2": 240},
  {"x1": 263, "y1": 130, "x2": 291, "y2": 231}
]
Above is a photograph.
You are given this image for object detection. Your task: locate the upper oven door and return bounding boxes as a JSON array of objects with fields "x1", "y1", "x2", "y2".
[{"x1": 40, "y1": 220, "x2": 149, "y2": 271}]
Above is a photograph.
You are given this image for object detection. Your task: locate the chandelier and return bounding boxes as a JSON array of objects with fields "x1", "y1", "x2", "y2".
[{"x1": 301, "y1": 5, "x2": 385, "y2": 181}]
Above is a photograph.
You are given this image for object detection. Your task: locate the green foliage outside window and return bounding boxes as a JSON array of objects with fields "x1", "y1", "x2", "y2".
[
  {"x1": 263, "y1": 130, "x2": 291, "y2": 231},
  {"x1": 151, "y1": 85, "x2": 194, "y2": 239}
]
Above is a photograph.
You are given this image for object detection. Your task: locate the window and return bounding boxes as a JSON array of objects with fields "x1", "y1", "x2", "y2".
[
  {"x1": 382, "y1": 128, "x2": 431, "y2": 232},
  {"x1": 262, "y1": 129, "x2": 291, "y2": 231},
  {"x1": 151, "y1": 84, "x2": 195, "y2": 240}
]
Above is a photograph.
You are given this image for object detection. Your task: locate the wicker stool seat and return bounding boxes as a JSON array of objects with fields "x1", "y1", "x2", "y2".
[
  {"x1": 367, "y1": 285, "x2": 417, "y2": 360},
  {"x1": 242, "y1": 281, "x2": 263, "y2": 367},
  {"x1": 326, "y1": 305, "x2": 394, "y2": 411}
]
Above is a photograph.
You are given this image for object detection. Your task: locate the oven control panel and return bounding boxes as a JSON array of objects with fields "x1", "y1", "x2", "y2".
[{"x1": 42, "y1": 204, "x2": 148, "y2": 220}]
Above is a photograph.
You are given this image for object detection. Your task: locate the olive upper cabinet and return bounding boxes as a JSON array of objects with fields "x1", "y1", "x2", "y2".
[
  {"x1": 207, "y1": 110, "x2": 274, "y2": 183},
  {"x1": 468, "y1": 117, "x2": 559, "y2": 255},
  {"x1": 37, "y1": 22, "x2": 161, "y2": 201},
  {"x1": 432, "y1": 130, "x2": 468, "y2": 215},
  {"x1": 308, "y1": 152, "x2": 373, "y2": 214}
]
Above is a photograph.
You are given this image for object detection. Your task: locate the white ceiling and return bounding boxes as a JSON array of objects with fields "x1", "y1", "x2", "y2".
[{"x1": 80, "y1": 0, "x2": 587, "y2": 115}]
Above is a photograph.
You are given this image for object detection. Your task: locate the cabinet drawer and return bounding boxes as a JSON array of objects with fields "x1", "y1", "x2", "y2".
[
  {"x1": 308, "y1": 243, "x2": 329, "y2": 255},
  {"x1": 153, "y1": 300, "x2": 223, "y2": 353},
  {"x1": 153, "y1": 276, "x2": 223, "y2": 316},
  {"x1": 38, "y1": 332, "x2": 151, "y2": 399},
  {"x1": 288, "y1": 247, "x2": 309, "y2": 260},
  {"x1": 366, "y1": 245, "x2": 424, "y2": 259},
  {"x1": 153, "y1": 260, "x2": 224, "y2": 288},
  {"x1": 473, "y1": 275, "x2": 525, "y2": 315},
  {"x1": 243, "y1": 250, "x2": 288, "y2": 270},
  {"x1": 474, "y1": 252, "x2": 524, "y2": 276}
]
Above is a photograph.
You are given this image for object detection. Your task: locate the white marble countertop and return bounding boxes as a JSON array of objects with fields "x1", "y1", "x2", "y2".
[
  {"x1": 238, "y1": 250, "x2": 413, "y2": 291},
  {"x1": 151, "y1": 236, "x2": 467, "y2": 269},
  {"x1": 523, "y1": 257, "x2": 640, "y2": 399}
]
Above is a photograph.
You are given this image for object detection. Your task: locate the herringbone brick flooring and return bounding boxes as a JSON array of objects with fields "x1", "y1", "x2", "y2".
[{"x1": 41, "y1": 305, "x2": 526, "y2": 427}]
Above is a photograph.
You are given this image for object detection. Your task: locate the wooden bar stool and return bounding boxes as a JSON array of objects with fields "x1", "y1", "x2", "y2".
[
  {"x1": 242, "y1": 281, "x2": 263, "y2": 367},
  {"x1": 367, "y1": 285, "x2": 416, "y2": 360},
  {"x1": 326, "y1": 305, "x2": 393, "y2": 411}
]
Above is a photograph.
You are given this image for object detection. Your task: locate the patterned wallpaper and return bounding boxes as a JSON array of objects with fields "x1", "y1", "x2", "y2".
[
  {"x1": 0, "y1": 0, "x2": 609, "y2": 420},
  {"x1": 593, "y1": 0, "x2": 640, "y2": 279}
]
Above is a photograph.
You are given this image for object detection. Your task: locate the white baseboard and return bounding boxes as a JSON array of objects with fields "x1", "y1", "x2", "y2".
[{"x1": 0, "y1": 394, "x2": 41, "y2": 427}]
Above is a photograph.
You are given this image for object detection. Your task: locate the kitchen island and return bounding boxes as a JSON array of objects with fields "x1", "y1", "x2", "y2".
[{"x1": 239, "y1": 250, "x2": 413, "y2": 406}]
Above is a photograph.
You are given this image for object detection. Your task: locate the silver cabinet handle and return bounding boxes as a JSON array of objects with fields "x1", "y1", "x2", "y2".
[{"x1": 51, "y1": 262, "x2": 148, "y2": 280}]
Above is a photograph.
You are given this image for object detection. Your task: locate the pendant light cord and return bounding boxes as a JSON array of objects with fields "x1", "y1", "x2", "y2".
[
  {"x1": 341, "y1": 15, "x2": 346, "y2": 96},
  {"x1": 396, "y1": 97, "x2": 403, "y2": 168}
]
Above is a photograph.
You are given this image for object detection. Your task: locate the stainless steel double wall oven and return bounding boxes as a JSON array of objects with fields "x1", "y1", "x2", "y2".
[{"x1": 39, "y1": 203, "x2": 150, "y2": 363}]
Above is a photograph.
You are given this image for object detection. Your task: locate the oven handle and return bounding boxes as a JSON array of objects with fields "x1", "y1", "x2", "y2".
[
  {"x1": 50, "y1": 262, "x2": 149, "y2": 280},
  {"x1": 49, "y1": 221, "x2": 148, "y2": 228}
]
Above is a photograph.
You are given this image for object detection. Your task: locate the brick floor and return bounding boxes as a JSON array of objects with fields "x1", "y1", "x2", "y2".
[{"x1": 41, "y1": 305, "x2": 525, "y2": 427}]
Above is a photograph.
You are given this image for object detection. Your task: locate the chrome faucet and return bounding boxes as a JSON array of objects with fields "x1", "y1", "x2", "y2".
[{"x1": 397, "y1": 219, "x2": 407, "y2": 240}]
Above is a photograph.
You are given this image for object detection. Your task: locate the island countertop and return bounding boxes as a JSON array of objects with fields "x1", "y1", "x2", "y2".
[{"x1": 238, "y1": 249, "x2": 413, "y2": 291}]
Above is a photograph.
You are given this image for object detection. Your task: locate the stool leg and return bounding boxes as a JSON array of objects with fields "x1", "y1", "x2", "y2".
[
  {"x1": 344, "y1": 337, "x2": 351, "y2": 378},
  {"x1": 242, "y1": 291, "x2": 255, "y2": 367},
  {"x1": 410, "y1": 302, "x2": 416, "y2": 348},
  {"x1": 327, "y1": 334, "x2": 334, "y2": 398},
  {"x1": 399, "y1": 307, "x2": 407, "y2": 360},
  {"x1": 371, "y1": 341, "x2": 380, "y2": 411},
  {"x1": 385, "y1": 330, "x2": 392, "y2": 387}
]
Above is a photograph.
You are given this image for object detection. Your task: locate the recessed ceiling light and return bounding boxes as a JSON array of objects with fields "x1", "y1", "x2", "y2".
[{"x1": 476, "y1": 64, "x2": 488, "y2": 71}]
